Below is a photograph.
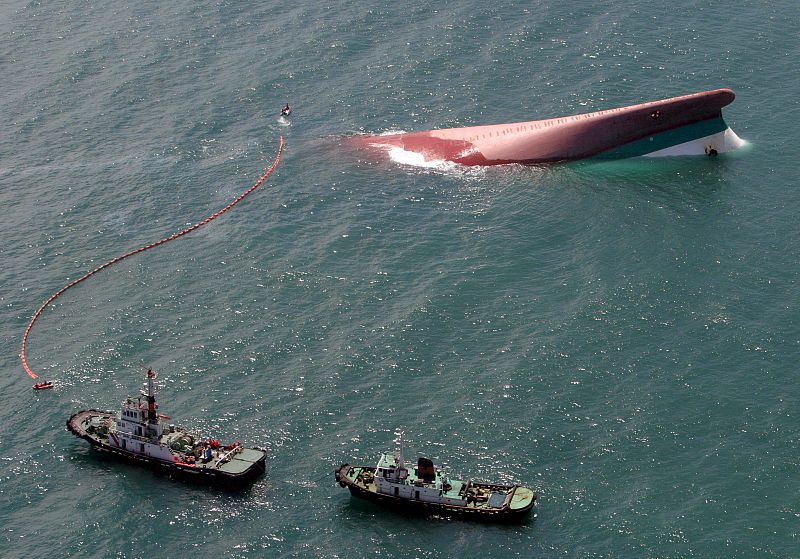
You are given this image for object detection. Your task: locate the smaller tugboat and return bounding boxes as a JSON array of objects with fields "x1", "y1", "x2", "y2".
[
  {"x1": 335, "y1": 431, "x2": 536, "y2": 521},
  {"x1": 33, "y1": 381, "x2": 54, "y2": 390},
  {"x1": 67, "y1": 369, "x2": 266, "y2": 486}
]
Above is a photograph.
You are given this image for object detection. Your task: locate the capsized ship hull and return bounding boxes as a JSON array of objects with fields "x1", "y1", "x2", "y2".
[{"x1": 350, "y1": 89, "x2": 744, "y2": 165}]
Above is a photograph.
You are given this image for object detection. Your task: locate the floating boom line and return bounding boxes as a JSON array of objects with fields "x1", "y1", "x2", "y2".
[{"x1": 21, "y1": 136, "x2": 284, "y2": 381}]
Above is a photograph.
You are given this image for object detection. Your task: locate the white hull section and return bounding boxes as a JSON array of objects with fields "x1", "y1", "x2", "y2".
[{"x1": 643, "y1": 127, "x2": 746, "y2": 157}]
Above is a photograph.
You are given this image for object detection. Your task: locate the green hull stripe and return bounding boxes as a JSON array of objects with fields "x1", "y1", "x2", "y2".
[{"x1": 591, "y1": 117, "x2": 728, "y2": 160}]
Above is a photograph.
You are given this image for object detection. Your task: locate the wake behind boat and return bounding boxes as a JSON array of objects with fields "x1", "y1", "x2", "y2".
[
  {"x1": 349, "y1": 88, "x2": 744, "y2": 165},
  {"x1": 67, "y1": 369, "x2": 266, "y2": 487},
  {"x1": 335, "y1": 431, "x2": 536, "y2": 522}
]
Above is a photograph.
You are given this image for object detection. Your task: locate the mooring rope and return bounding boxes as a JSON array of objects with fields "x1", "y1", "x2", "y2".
[{"x1": 21, "y1": 136, "x2": 284, "y2": 381}]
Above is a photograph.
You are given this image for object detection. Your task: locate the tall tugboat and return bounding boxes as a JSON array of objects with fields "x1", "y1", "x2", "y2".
[
  {"x1": 335, "y1": 431, "x2": 536, "y2": 521},
  {"x1": 67, "y1": 369, "x2": 266, "y2": 486}
]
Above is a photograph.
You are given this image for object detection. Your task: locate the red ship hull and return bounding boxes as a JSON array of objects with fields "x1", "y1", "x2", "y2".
[{"x1": 350, "y1": 89, "x2": 741, "y2": 166}]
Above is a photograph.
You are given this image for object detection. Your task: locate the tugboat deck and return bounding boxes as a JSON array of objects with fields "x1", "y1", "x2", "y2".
[{"x1": 216, "y1": 448, "x2": 266, "y2": 474}]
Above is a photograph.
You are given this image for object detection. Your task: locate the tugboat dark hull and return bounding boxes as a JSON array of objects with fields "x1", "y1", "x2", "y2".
[
  {"x1": 335, "y1": 464, "x2": 535, "y2": 522},
  {"x1": 67, "y1": 410, "x2": 266, "y2": 487}
]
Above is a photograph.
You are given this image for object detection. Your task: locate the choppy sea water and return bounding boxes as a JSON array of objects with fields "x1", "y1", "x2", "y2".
[{"x1": 1, "y1": 2, "x2": 798, "y2": 558}]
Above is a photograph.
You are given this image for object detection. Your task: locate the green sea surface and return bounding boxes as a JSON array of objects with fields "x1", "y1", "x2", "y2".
[{"x1": 1, "y1": 2, "x2": 798, "y2": 557}]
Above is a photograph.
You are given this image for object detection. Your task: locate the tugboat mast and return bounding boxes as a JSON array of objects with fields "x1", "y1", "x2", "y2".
[
  {"x1": 393, "y1": 430, "x2": 405, "y2": 471},
  {"x1": 142, "y1": 368, "x2": 158, "y2": 424}
]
